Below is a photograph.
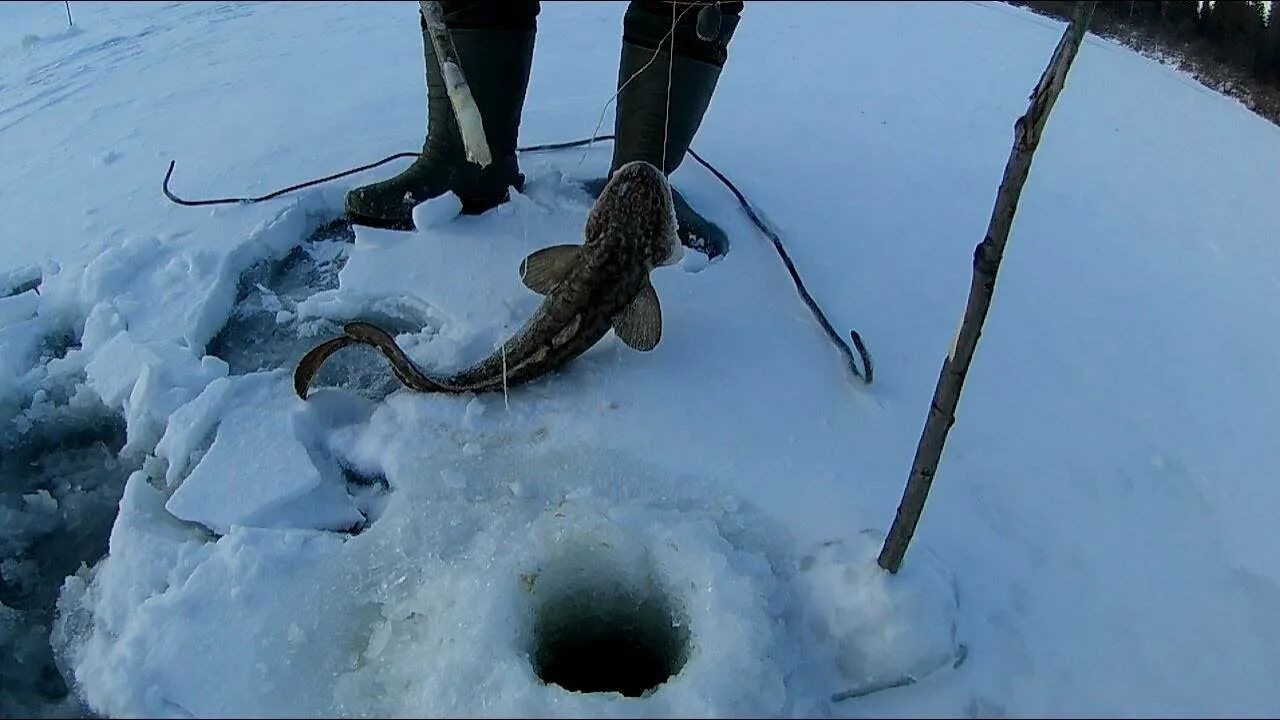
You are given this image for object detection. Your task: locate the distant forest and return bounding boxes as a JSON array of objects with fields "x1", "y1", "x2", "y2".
[{"x1": 1007, "y1": 1, "x2": 1280, "y2": 125}]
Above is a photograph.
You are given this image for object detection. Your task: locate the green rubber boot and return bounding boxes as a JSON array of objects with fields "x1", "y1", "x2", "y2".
[
  {"x1": 346, "y1": 16, "x2": 536, "y2": 230},
  {"x1": 585, "y1": 1, "x2": 741, "y2": 259}
]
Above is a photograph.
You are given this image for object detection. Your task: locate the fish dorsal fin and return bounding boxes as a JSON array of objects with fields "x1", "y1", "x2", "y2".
[
  {"x1": 519, "y1": 244, "x2": 581, "y2": 295},
  {"x1": 613, "y1": 281, "x2": 662, "y2": 351}
]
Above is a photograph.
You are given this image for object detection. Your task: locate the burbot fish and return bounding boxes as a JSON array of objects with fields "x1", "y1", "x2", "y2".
[{"x1": 294, "y1": 160, "x2": 682, "y2": 398}]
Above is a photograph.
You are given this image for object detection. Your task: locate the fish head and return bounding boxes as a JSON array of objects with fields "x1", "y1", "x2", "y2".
[{"x1": 587, "y1": 160, "x2": 683, "y2": 269}]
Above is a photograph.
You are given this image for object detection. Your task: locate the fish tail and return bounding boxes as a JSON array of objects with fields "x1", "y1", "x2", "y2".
[
  {"x1": 294, "y1": 334, "x2": 360, "y2": 399},
  {"x1": 293, "y1": 320, "x2": 464, "y2": 399},
  {"x1": 340, "y1": 321, "x2": 463, "y2": 393}
]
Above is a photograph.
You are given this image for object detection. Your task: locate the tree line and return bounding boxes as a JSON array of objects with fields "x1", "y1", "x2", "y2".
[{"x1": 1008, "y1": 0, "x2": 1280, "y2": 124}]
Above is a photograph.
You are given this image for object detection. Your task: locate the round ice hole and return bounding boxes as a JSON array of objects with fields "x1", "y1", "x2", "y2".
[{"x1": 530, "y1": 582, "x2": 689, "y2": 697}]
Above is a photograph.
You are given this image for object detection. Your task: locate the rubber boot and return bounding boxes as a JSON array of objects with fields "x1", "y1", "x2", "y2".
[
  {"x1": 585, "y1": 1, "x2": 741, "y2": 259},
  {"x1": 346, "y1": 5, "x2": 537, "y2": 230}
]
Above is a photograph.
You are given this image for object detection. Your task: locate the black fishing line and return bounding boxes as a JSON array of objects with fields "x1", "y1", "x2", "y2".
[{"x1": 161, "y1": 136, "x2": 872, "y2": 384}]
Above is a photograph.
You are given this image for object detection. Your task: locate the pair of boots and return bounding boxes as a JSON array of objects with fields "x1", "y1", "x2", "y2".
[{"x1": 345, "y1": 0, "x2": 741, "y2": 259}]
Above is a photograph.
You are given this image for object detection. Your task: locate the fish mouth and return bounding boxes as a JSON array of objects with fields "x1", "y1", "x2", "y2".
[{"x1": 611, "y1": 161, "x2": 683, "y2": 268}]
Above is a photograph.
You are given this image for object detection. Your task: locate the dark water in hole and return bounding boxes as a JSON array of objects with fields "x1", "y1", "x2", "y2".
[
  {"x1": 1, "y1": 218, "x2": 426, "y2": 717},
  {"x1": 531, "y1": 589, "x2": 689, "y2": 698},
  {"x1": 0, "y1": 401, "x2": 130, "y2": 719},
  {"x1": 209, "y1": 218, "x2": 353, "y2": 375},
  {"x1": 207, "y1": 217, "x2": 409, "y2": 400}
]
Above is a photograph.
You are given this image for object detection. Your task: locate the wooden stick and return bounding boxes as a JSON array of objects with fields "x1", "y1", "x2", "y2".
[
  {"x1": 419, "y1": 1, "x2": 493, "y2": 168},
  {"x1": 877, "y1": 1, "x2": 1097, "y2": 574}
]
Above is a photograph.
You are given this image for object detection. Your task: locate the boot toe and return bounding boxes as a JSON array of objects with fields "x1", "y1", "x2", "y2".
[
  {"x1": 667, "y1": 186, "x2": 730, "y2": 260},
  {"x1": 345, "y1": 184, "x2": 414, "y2": 230},
  {"x1": 672, "y1": 190, "x2": 728, "y2": 260}
]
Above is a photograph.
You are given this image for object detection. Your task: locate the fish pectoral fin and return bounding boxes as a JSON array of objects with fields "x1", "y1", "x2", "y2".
[
  {"x1": 519, "y1": 244, "x2": 581, "y2": 295},
  {"x1": 612, "y1": 281, "x2": 662, "y2": 352}
]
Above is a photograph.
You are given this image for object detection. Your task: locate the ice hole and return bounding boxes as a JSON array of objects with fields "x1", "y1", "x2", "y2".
[
  {"x1": 207, "y1": 216, "x2": 355, "y2": 376},
  {"x1": 527, "y1": 546, "x2": 689, "y2": 698}
]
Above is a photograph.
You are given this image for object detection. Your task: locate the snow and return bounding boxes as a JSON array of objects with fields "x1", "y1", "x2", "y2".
[
  {"x1": 412, "y1": 190, "x2": 463, "y2": 229},
  {"x1": 1, "y1": 0, "x2": 1279, "y2": 717}
]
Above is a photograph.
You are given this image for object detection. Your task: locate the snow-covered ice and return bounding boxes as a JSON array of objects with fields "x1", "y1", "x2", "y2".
[{"x1": 2, "y1": 0, "x2": 1279, "y2": 717}]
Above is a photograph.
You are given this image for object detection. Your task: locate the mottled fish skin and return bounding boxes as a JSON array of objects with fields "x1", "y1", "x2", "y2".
[{"x1": 294, "y1": 160, "x2": 679, "y2": 399}]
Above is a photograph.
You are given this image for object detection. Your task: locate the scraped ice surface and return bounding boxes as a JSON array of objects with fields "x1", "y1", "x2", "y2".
[
  {"x1": 3, "y1": 0, "x2": 1280, "y2": 716},
  {"x1": 54, "y1": 408, "x2": 959, "y2": 717}
]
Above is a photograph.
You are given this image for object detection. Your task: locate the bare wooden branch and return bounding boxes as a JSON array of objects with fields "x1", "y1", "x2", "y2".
[
  {"x1": 419, "y1": 1, "x2": 493, "y2": 168},
  {"x1": 877, "y1": 1, "x2": 1097, "y2": 574}
]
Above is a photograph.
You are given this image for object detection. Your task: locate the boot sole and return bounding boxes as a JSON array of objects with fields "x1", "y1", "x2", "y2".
[{"x1": 347, "y1": 191, "x2": 515, "y2": 232}]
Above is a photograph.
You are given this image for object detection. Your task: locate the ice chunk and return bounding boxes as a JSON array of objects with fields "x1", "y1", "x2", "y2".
[
  {"x1": 0, "y1": 264, "x2": 42, "y2": 297},
  {"x1": 153, "y1": 373, "x2": 281, "y2": 487},
  {"x1": 22, "y1": 490, "x2": 58, "y2": 515},
  {"x1": 165, "y1": 404, "x2": 362, "y2": 534},
  {"x1": 83, "y1": 330, "x2": 229, "y2": 453},
  {"x1": 0, "y1": 290, "x2": 39, "y2": 327},
  {"x1": 412, "y1": 192, "x2": 463, "y2": 230}
]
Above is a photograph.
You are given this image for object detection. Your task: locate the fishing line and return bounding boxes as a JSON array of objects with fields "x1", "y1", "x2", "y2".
[
  {"x1": 161, "y1": 136, "x2": 873, "y2": 384},
  {"x1": 662, "y1": 0, "x2": 677, "y2": 170},
  {"x1": 578, "y1": 0, "x2": 699, "y2": 174}
]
